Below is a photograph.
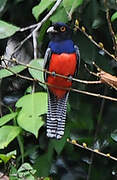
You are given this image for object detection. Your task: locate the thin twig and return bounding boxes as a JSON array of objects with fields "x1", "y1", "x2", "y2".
[
  {"x1": 33, "y1": 31, "x2": 38, "y2": 59},
  {"x1": 85, "y1": 62, "x2": 117, "y2": 91},
  {"x1": 0, "y1": 56, "x2": 101, "y2": 85},
  {"x1": 106, "y1": 9, "x2": 117, "y2": 57},
  {"x1": 32, "y1": 31, "x2": 38, "y2": 93},
  {"x1": 1, "y1": 63, "x2": 117, "y2": 102},
  {"x1": 67, "y1": 139, "x2": 117, "y2": 162},
  {"x1": 87, "y1": 87, "x2": 107, "y2": 180},
  {"x1": 2, "y1": 55, "x2": 117, "y2": 93},
  {"x1": 75, "y1": 24, "x2": 117, "y2": 62},
  {"x1": 13, "y1": 0, "x2": 63, "y2": 55},
  {"x1": 20, "y1": 23, "x2": 38, "y2": 32},
  {"x1": 70, "y1": 87, "x2": 117, "y2": 102}
]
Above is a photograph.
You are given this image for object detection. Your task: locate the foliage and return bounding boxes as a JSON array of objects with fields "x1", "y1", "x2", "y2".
[
  {"x1": 9, "y1": 163, "x2": 36, "y2": 180},
  {"x1": 0, "y1": 65, "x2": 26, "y2": 79},
  {"x1": 111, "y1": 11, "x2": 117, "y2": 22},
  {"x1": 0, "y1": 0, "x2": 117, "y2": 180},
  {"x1": 0, "y1": 126, "x2": 21, "y2": 149},
  {"x1": 0, "y1": 150, "x2": 16, "y2": 164},
  {"x1": 29, "y1": 58, "x2": 46, "y2": 88},
  {"x1": 16, "y1": 92, "x2": 47, "y2": 137},
  {"x1": 32, "y1": 0, "x2": 55, "y2": 21},
  {"x1": 0, "y1": 20, "x2": 19, "y2": 39}
]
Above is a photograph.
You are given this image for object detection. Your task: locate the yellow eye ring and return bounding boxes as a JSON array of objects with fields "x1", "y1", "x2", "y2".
[{"x1": 60, "y1": 26, "x2": 66, "y2": 32}]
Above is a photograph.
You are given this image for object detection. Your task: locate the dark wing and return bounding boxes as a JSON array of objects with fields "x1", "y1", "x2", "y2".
[
  {"x1": 43, "y1": 47, "x2": 52, "y2": 81},
  {"x1": 74, "y1": 45, "x2": 80, "y2": 76}
]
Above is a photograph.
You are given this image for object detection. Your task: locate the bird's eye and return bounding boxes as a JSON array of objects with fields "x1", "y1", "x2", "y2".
[{"x1": 60, "y1": 26, "x2": 66, "y2": 32}]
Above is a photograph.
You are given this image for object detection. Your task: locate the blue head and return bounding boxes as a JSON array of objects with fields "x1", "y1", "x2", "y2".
[
  {"x1": 47, "y1": 22, "x2": 75, "y2": 54},
  {"x1": 47, "y1": 22, "x2": 72, "y2": 42}
]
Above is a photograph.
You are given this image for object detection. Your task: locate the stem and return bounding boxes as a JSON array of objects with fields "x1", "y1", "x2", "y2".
[
  {"x1": 17, "y1": 135, "x2": 24, "y2": 163},
  {"x1": 87, "y1": 87, "x2": 107, "y2": 180},
  {"x1": 13, "y1": 114, "x2": 24, "y2": 163},
  {"x1": 32, "y1": 31, "x2": 38, "y2": 93}
]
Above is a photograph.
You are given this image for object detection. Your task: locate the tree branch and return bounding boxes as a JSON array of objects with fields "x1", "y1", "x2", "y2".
[
  {"x1": 106, "y1": 9, "x2": 117, "y2": 57},
  {"x1": 67, "y1": 139, "x2": 117, "y2": 162},
  {"x1": 75, "y1": 21, "x2": 117, "y2": 62},
  {"x1": 14, "y1": 0, "x2": 63, "y2": 54},
  {"x1": 1, "y1": 59, "x2": 117, "y2": 102}
]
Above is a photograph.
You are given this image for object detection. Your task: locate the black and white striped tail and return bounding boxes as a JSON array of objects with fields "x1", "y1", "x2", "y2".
[{"x1": 46, "y1": 91, "x2": 69, "y2": 139}]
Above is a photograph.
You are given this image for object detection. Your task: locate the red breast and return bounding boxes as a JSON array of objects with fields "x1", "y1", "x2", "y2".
[{"x1": 47, "y1": 53, "x2": 77, "y2": 98}]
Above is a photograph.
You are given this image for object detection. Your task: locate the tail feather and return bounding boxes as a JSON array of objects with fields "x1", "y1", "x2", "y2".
[
  {"x1": 56, "y1": 93, "x2": 69, "y2": 139},
  {"x1": 46, "y1": 90, "x2": 69, "y2": 139},
  {"x1": 47, "y1": 93, "x2": 57, "y2": 138}
]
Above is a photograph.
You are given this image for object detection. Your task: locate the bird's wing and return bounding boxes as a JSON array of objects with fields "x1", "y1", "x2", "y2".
[
  {"x1": 43, "y1": 47, "x2": 52, "y2": 81},
  {"x1": 74, "y1": 45, "x2": 80, "y2": 76}
]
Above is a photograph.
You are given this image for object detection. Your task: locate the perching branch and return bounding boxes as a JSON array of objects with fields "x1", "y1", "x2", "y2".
[
  {"x1": 67, "y1": 139, "x2": 117, "y2": 162},
  {"x1": 1, "y1": 57, "x2": 117, "y2": 102},
  {"x1": 1, "y1": 56, "x2": 101, "y2": 85},
  {"x1": 3, "y1": 56, "x2": 117, "y2": 92}
]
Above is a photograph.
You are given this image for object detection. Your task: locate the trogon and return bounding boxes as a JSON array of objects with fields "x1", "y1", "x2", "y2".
[{"x1": 44, "y1": 22, "x2": 80, "y2": 139}]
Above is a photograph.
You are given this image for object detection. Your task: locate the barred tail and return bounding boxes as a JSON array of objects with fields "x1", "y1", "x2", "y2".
[
  {"x1": 46, "y1": 91, "x2": 69, "y2": 139},
  {"x1": 46, "y1": 92, "x2": 58, "y2": 139}
]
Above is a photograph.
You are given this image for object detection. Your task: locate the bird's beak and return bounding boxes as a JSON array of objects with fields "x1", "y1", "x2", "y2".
[{"x1": 47, "y1": 26, "x2": 57, "y2": 33}]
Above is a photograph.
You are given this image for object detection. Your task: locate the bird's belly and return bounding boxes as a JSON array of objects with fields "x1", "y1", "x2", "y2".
[{"x1": 47, "y1": 53, "x2": 77, "y2": 98}]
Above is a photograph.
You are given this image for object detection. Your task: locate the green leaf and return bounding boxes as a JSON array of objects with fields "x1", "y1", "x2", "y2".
[
  {"x1": 10, "y1": 163, "x2": 36, "y2": 180},
  {"x1": 50, "y1": 5, "x2": 68, "y2": 23},
  {"x1": 16, "y1": 92, "x2": 47, "y2": 137},
  {"x1": 0, "y1": 0, "x2": 8, "y2": 15},
  {"x1": 62, "y1": 0, "x2": 83, "y2": 20},
  {"x1": 0, "y1": 126, "x2": 21, "y2": 149},
  {"x1": 111, "y1": 11, "x2": 117, "y2": 22},
  {"x1": 63, "y1": 0, "x2": 75, "y2": 11},
  {"x1": 0, "y1": 20, "x2": 20, "y2": 39},
  {"x1": 18, "y1": 163, "x2": 36, "y2": 172},
  {"x1": 18, "y1": 162, "x2": 36, "y2": 173},
  {"x1": 0, "y1": 65, "x2": 27, "y2": 79},
  {"x1": 28, "y1": 59, "x2": 46, "y2": 88},
  {"x1": 9, "y1": 166, "x2": 18, "y2": 180},
  {"x1": 0, "y1": 112, "x2": 17, "y2": 126},
  {"x1": 63, "y1": 0, "x2": 83, "y2": 12},
  {"x1": 111, "y1": 130, "x2": 117, "y2": 142},
  {"x1": 0, "y1": 150, "x2": 16, "y2": 164},
  {"x1": 32, "y1": 0, "x2": 55, "y2": 20},
  {"x1": 38, "y1": 20, "x2": 51, "y2": 42}
]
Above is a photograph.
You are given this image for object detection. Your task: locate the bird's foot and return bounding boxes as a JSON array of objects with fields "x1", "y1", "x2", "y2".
[
  {"x1": 68, "y1": 75, "x2": 73, "y2": 81},
  {"x1": 51, "y1": 71, "x2": 56, "y2": 77}
]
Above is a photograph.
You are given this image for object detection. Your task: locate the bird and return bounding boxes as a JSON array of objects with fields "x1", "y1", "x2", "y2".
[{"x1": 44, "y1": 22, "x2": 80, "y2": 139}]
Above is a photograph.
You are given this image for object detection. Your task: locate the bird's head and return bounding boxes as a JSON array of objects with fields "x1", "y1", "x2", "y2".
[{"x1": 47, "y1": 22, "x2": 72, "y2": 42}]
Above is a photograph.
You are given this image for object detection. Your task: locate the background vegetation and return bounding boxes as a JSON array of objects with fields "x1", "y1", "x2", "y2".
[{"x1": 0, "y1": 0, "x2": 117, "y2": 179}]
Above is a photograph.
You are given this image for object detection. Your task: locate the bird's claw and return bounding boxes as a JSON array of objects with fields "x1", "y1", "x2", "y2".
[
  {"x1": 68, "y1": 75, "x2": 73, "y2": 81},
  {"x1": 51, "y1": 71, "x2": 56, "y2": 76}
]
